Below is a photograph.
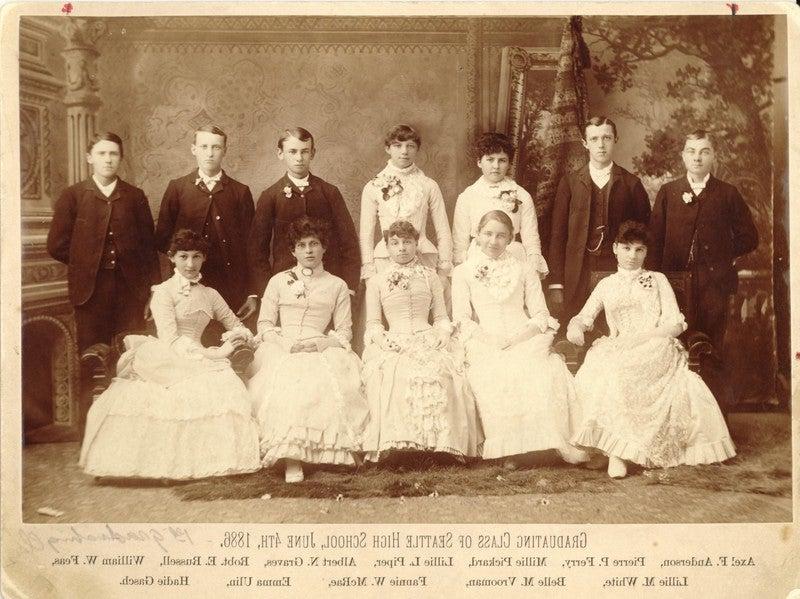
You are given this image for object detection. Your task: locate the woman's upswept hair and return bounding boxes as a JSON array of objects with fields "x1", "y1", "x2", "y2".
[
  {"x1": 287, "y1": 216, "x2": 330, "y2": 249},
  {"x1": 477, "y1": 210, "x2": 514, "y2": 236},
  {"x1": 168, "y1": 229, "x2": 210, "y2": 256},
  {"x1": 614, "y1": 220, "x2": 650, "y2": 247},
  {"x1": 383, "y1": 220, "x2": 420, "y2": 242}
]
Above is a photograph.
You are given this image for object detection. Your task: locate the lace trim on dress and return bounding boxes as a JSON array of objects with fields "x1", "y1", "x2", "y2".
[{"x1": 469, "y1": 251, "x2": 522, "y2": 302}]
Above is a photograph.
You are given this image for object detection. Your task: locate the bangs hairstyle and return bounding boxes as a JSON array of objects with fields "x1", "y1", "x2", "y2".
[
  {"x1": 87, "y1": 132, "x2": 124, "y2": 158},
  {"x1": 278, "y1": 127, "x2": 315, "y2": 151},
  {"x1": 383, "y1": 220, "x2": 420, "y2": 243},
  {"x1": 194, "y1": 124, "x2": 228, "y2": 145},
  {"x1": 614, "y1": 220, "x2": 650, "y2": 247},
  {"x1": 168, "y1": 229, "x2": 210, "y2": 256},
  {"x1": 384, "y1": 124, "x2": 421, "y2": 148},
  {"x1": 684, "y1": 129, "x2": 715, "y2": 150},
  {"x1": 287, "y1": 216, "x2": 330, "y2": 249},
  {"x1": 477, "y1": 210, "x2": 514, "y2": 236},
  {"x1": 581, "y1": 115, "x2": 618, "y2": 141},
  {"x1": 474, "y1": 132, "x2": 515, "y2": 163}
]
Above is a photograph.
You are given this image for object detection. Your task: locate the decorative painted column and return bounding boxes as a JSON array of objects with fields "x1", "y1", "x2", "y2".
[{"x1": 61, "y1": 18, "x2": 106, "y2": 184}]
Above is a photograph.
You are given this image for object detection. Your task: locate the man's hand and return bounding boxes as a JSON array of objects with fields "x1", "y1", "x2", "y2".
[{"x1": 236, "y1": 297, "x2": 258, "y2": 321}]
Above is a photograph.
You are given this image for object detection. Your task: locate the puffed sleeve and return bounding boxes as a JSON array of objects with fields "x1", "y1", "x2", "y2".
[
  {"x1": 428, "y1": 180, "x2": 454, "y2": 274},
  {"x1": 328, "y1": 279, "x2": 353, "y2": 349},
  {"x1": 569, "y1": 277, "x2": 607, "y2": 332},
  {"x1": 654, "y1": 272, "x2": 687, "y2": 333},
  {"x1": 428, "y1": 270, "x2": 452, "y2": 332},
  {"x1": 359, "y1": 181, "x2": 379, "y2": 279},
  {"x1": 452, "y1": 190, "x2": 471, "y2": 266},
  {"x1": 451, "y1": 264, "x2": 479, "y2": 340},
  {"x1": 364, "y1": 274, "x2": 385, "y2": 345},
  {"x1": 256, "y1": 275, "x2": 281, "y2": 336},
  {"x1": 523, "y1": 261, "x2": 557, "y2": 333},
  {"x1": 517, "y1": 187, "x2": 548, "y2": 278}
]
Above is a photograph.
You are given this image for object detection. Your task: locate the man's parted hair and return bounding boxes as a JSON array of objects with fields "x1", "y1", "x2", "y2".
[
  {"x1": 87, "y1": 132, "x2": 124, "y2": 158},
  {"x1": 581, "y1": 116, "x2": 618, "y2": 141},
  {"x1": 278, "y1": 127, "x2": 315, "y2": 151},
  {"x1": 194, "y1": 124, "x2": 228, "y2": 145},
  {"x1": 684, "y1": 129, "x2": 715, "y2": 150}
]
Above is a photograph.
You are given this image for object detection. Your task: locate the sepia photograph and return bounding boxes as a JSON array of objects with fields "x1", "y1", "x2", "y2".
[{"x1": 2, "y1": 2, "x2": 797, "y2": 598}]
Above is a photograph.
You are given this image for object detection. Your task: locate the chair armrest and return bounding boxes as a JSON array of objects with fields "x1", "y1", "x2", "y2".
[
  {"x1": 229, "y1": 345, "x2": 255, "y2": 379},
  {"x1": 681, "y1": 329, "x2": 716, "y2": 371}
]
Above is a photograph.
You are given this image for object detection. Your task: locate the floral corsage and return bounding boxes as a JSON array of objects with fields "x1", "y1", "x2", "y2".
[
  {"x1": 283, "y1": 185, "x2": 293, "y2": 199},
  {"x1": 682, "y1": 191, "x2": 694, "y2": 204},
  {"x1": 499, "y1": 188, "x2": 522, "y2": 213},
  {"x1": 373, "y1": 174, "x2": 403, "y2": 201},
  {"x1": 637, "y1": 272, "x2": 654, "y2": 289},
  {"x1": 287, "y1": 271, "x2": 307, "y2": 298}
]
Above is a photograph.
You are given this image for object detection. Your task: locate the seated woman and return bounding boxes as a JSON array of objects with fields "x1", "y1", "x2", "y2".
[
  {"x1": 361, "y1": 221, "x2": 482, "y2": 462},
  {"x1": 79, "y1": 229, "x2": 261, "y2": 480},
  {"x1": 451, "y1": 210, "x2": 586, "y2": 467},
  {"x1": 567, "y1": 220, "x2": 736, "y2": 478},
  {"x1": 247, "y1": 217, "x2": 369, "y2": 483}
]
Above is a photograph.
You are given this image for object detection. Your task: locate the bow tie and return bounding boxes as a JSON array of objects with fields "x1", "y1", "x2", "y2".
[{"x1": 196, "y1": 175, "x2": 222, "y2": 189}]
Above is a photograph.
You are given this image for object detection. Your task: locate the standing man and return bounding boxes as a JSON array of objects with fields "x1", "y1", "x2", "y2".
[
  {"x1": 547, "y1": 116, "x2": 651, "y2": 321},
  {"x1": 48, "y1": 132, "x2": 160, "y2": 351},
  {"x1": 248, "y1": 127, "x2": 360, "y2": 298},
  {"x1": 648, "y1": 130, "x2": 758, "y2": 355},
  {"x1": 155, "y1": 125, "x2": 258, "y2": 327}
]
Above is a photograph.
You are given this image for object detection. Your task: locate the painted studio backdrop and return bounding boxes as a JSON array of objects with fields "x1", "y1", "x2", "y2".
[{"x1": 19, "y1": 15, "x2": 788, "y2": 444}]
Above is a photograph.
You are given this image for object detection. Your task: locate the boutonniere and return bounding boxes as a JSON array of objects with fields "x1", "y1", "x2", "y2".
[
  {"x1": 498, "y1": 188, "x2": 522, "y2": 213},
  {"x1": 637, "y1": 273, "x2": 654, "y2": 289},
  {"x1": 286, "y1": 271, "x2": 307, "y2": 298},
  {"x1": 283, "y1": 185, "x2": 293, "y2": 199},
  {"x1": 682, "y1": 191, "x2": 694, "y2": 204},
  {"x1": 373, "y1": 174, "x2": 403, "y2": 201}
]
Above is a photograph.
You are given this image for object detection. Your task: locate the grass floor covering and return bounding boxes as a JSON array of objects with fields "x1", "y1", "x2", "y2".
[{"x1": 172, "y1": 413, "x2": 791, "y2": 502}]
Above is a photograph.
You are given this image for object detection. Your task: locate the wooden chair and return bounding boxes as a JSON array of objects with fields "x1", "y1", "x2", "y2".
[
  {"x1": 552, "y1": 271, "x2": 715, "y2": 374},
  {"x1": 80, "y1": 324, "x2": 255, "y2": 412}
]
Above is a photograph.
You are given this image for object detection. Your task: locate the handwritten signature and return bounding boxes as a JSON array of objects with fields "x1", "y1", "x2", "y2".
[{"x1": 16, "y1": 524, "x2": 193, "y2": 554}]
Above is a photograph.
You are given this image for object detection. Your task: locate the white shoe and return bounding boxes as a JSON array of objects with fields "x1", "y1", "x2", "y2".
[
  {"x1": 558, "y1": 446, "x2": 590, "y2": 465},
  {"x1": 607, "y1": 456, "x2": 627, "y2": 478},
  {"x1": 285, "y1": 460, "x2": 304, "y2": 483}
]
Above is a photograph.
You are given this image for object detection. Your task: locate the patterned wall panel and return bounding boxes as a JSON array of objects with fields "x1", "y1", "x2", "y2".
[{"x1": 96, "y1": 36, "x2": 474, "y2": 226}]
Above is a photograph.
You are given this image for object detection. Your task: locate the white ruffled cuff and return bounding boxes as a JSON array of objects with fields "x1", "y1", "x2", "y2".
[
  {"x1": 365, "y1": 324, "x2": 385, "y2": 346},
  {"x1": 527, "y1": 253, "x2": 549, "y2": 278},
  {"x1": 433, "y1": 318, "x2": 453, "y2": 334},
  {"x1": 327, "y1": 329, "x2": 351, "y2": 351},
  {"x1": 528, "y1": 312, "x2": 559, "y2": 333},
  {"x1": 454, "y1": 319, "x2": 479, "y2": 342},
  {"x1": 568, "y1": 314, "x2": 594, "y2": 333}
]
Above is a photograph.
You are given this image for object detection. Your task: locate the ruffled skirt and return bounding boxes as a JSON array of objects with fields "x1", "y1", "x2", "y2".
[
  {"x1": 571, "y1": 336, "x2": 735, "y2": 467},
  {"x1": 79, "y1": 336, "x2": 261, "y2": 479},
  {"x1": 247, "y1": 335, "x2": 369, "y2": 467},
  {"x1": 361, "y1": 330, "x2": 482, "y2": 459},
  {"x1": 464, "y1": 331, "x2": 581, "y2": 459}
]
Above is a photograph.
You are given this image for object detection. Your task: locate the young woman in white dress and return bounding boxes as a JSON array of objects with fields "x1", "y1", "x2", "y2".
[
  {"x1": 452, "y1": 132, "x2": 548, "y2": 277},
  {"x1": 359, "y1": 124, "x2": 453, "y2": 283},
  {"x1": 361, "y1": 221, "x2": 482, "y2": 462},
  {"x1": 451, "y1": 210, "x2": 586, "y2": 467},
  {"x1": 79, "y1": 229, "x2": 261, "y2": 480},
  {"x1": 247, "y1": 217, "x2": 369, "y2": 483},
  {"x1": 567, "y1": 220, "x2": 736, "y2": 478}
]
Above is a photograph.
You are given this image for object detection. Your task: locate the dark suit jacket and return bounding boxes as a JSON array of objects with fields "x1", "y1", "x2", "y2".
[
  {"x1": 155, "y1": 170, "x2": 255, "y2": 308},
  {"x1": 248, "y1": 174, "x2": 360, "y2": 296},
  {"x1": 47, "y1": 177, "x2": 160, "y2": 306},
  {"x1": 547, "y1": 163, "x2": 651, "y2": 305},
  {"x1": 648, "y1": 175, "x2": 758, "y2": 294}
]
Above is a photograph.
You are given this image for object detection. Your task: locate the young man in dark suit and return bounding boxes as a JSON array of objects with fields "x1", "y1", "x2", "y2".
[
  {"x1": 648, "y1": 130, "x2": 759, "y2": 353},
  {"x1": 155, "y1": 125, "x2": 258, "y2": 322},
  {"x1": 47, "y1": 132, "x2": 160, "y2": 351},
  {"x1": 248, "y1": 127, "x2": 360, "y2": 298},
  {"x1": 547, "y1": 116, "x2": 652, "y2": 321}
]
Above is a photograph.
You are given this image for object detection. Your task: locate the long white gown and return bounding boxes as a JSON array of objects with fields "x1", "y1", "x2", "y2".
[
  {"x1": 79, "y1": 272, "x2": 261, "y2": 479},
  {"x1": 451, "y1": 251, "x2": 582, "y2": 459},
  {"x1": 247, "y1": 266, "x2": 369, "y2": 467},
  {"x1": 570, "y1": 268, "x2": 736, "y2": 467},
  {"x1": 361, "y1": 259, "x2": 482, "y2": 459}
]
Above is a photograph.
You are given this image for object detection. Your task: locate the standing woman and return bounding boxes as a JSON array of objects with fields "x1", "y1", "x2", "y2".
[
  {"x1": 451, "y1": 211, "x2": 586, "y2": 467},
  {"x1": 248, "y1": 217, "x2": 369, "y2": 483},
  {"x1": 359, "y1": 124, "x2": 453, "y2": 284},
  {"x1": 567, "y1": 221, "x2": 736, "y2": 478},
  {"x1": 361, "y1": 221, "x2": 482, "y2": 462},
  {"x1": 79, "y1": 229, "x2": 261, "y2": 480}
]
